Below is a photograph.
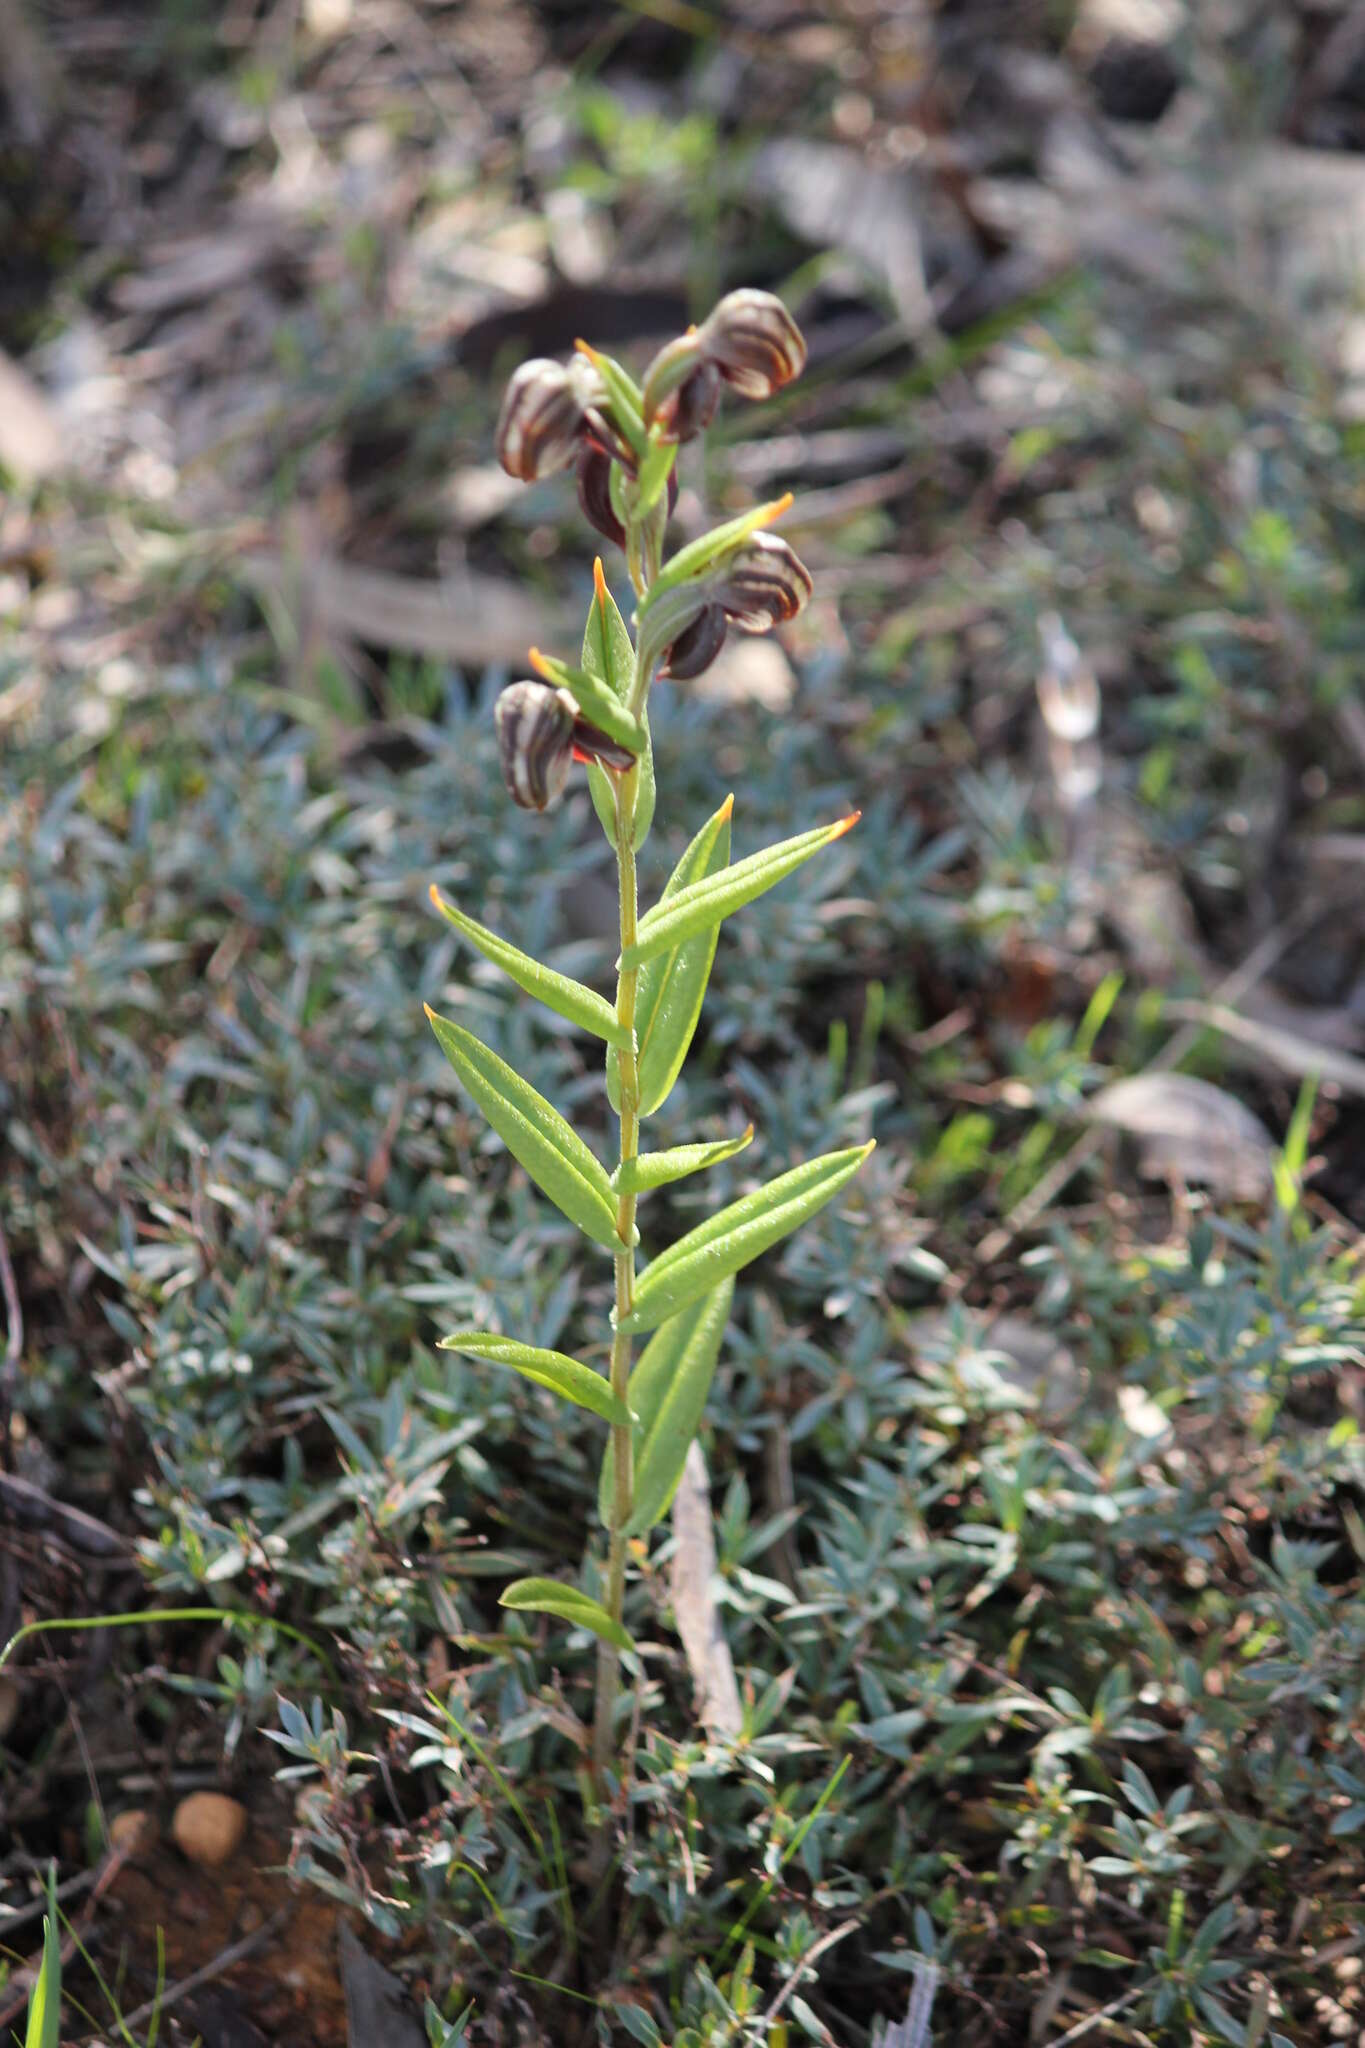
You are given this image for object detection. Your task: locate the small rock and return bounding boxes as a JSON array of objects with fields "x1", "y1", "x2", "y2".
[
  {"x1": 109, "y1": 1808, "x2": 156, "y2": 1852},
  {"x1": 172, "y1": 1791, "x2": 247, "y2": 1868}
]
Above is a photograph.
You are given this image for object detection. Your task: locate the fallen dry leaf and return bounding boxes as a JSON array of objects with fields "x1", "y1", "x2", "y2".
[{"x1": 1088, "y1": 1072, "x2": 1275, "y2": 1199}]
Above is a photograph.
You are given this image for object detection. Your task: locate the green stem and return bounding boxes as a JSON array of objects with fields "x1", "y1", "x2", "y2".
[
  {"x1": 592, "y1": 762, "x2": 640, "y2": 1782},
  {"x1": 590, "y1": 473, "x2": 669, "y2": 1796}
]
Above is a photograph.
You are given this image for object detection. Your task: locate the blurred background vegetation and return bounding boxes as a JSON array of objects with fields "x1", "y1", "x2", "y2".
[{"x1": 2, "y1": 2, "x2": 1365, "y2": 2043}]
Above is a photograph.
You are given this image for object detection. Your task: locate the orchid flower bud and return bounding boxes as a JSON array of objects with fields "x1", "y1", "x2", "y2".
[
  {"x1": 697, "y1": 289, "x2": 806, "y2": 400},
  {"x1": 716, "y1": 531, "x2": 812, "y2": 631},
  {"x1": 494, "y1": 681, "x2": 577, "y2": 809}
]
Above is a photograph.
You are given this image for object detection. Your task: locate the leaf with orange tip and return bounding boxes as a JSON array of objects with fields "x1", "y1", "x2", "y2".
[
  {"x1": 645, "y1": 492, "x2": 794, "y2": 604},
  {"x1": 620, "y1": 813, "x2": 860, "y2": 973},
  {"x1": 527, "y1": 647, "x2": 645, "y2": 759}
]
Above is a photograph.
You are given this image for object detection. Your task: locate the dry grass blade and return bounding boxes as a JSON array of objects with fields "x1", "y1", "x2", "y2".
[{"x1": 238, "y1": 550, "x2": 571, "y2": 666}]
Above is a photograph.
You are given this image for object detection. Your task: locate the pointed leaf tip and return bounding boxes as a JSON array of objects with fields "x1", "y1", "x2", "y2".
[
  {"x1": 593, "y1": 556, "x2": 608, "y2": 605},
  {"x1": 832, "y1": 810, "x2": 861, "y2": 839},
  {"x1": 758, "y1": 490, "x2": 794, "y2": 526},
  {"x1": 719, "y1": 792, "x2": 735, "y2": 820}
]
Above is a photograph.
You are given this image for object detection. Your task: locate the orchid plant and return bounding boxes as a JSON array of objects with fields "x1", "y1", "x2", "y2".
[{"x1": 423, "y1": 291, "x2": 873, "y2": 1782}]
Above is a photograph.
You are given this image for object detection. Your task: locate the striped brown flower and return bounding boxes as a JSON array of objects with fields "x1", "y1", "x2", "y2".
[
  {"x1": 496, "y1": 358, "x2": 634, "y2": 483},
  {"x1": 494, "y1": 682, "x2": 577, "y2": 809},
  {"x1": 716, "y1": 532, "x2": 812, "y2": 631},
  {"x1": 700, "y1": 289, "x2": 807, "y2": 400}
]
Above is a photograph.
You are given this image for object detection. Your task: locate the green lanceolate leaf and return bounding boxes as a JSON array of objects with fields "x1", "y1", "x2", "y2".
[
  {"x1": 583, "y1": 560, "x2": 654, "y2": 851},
  {"x1": 500, "y1": 1578, "x2": 634, "y2": 1653},
  {"x1": 644, "y1": 492, "x2": 794, "y2": 603},
  {"x1": 612, "y1": 1126, "x2": 753, "y2": 1196},
  {"x1": 429, "y1": 889, "x2": 629, "y2": 1048},
  {"x1": 620, "y1": 1143, "x2": 875, "y2": 1333},
  {"x1": 599, "y1": 1278, "x2": 733, "y2": 1534},
  {"x1": 529, "y1": 649, "x2": 645, "y2": 759},
  {"x1": 437, "y1": 1332, "x2": 629, "y2": 1424},
  {"x1": 629, "y1": 793, "x2": 733, "y2": 1116},
  {"x1": 621, "y1": 813, "x2": 859, "y2": 973},
  {"x1": 425, "y1": 1006, "x2": 620, "y2": 1247}
]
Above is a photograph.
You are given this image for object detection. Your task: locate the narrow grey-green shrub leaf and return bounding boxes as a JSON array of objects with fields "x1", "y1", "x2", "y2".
[
  {"x1": 621, "y1": 813, "x2": 859, "y2": 972},
  {"x1": 429, "y1": 888, "x2": 629, "y2": 1047},
  {"x1": 613, "y1": 1126, "x2": 753, "y2": 1196},
  {"x1": 437, "y1": 1332, "x2": 628, "y2": 1424},
  {"x1": 500, "y1": 1577, "x2": 634, "y2": 1653},
  {"x1": 632, "y1": 794, "x2": 733, "y2": 1115},
  {"x1": 425, "y1": 1006, "x2": 619, "y2": 1247},
  {"x1": 599, "y1": 1279, "x2": 734, "y2": 1534},
  {"x1": 621, "y1": 1143, "x2": 875, "y2": 1333}
]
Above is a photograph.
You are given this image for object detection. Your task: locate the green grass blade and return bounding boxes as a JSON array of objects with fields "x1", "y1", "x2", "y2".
[
  {"x1": 437, "y1": 1332, "x2": 629, "y2": 1423},
  {"x1": 621, "y1": 813, "x2": 859, "y2": 973},
  {"x1": 613, "y1": 1126, "x2": 753, "y2": 1196},
  {"x1": 529, "y1": 649, "x2": 644, "y2": 757},
  {"x1": 632, "y1": 794, "x2": 733, "y2": 1114},
  {"x1": 26, "y1": 1863, "x2": 60, "y2": 2048},
  {"x1": 429, "y1": 890, "x2": 629, "y2": 1047},
  {"x1": 425, "y1": 1006, "x2": 619, "y2": 1247},
  {"x1": 599, "y1": 1278, "x2": 733, "y2": 1533},
  {"x1": 621, "y1": 1143, "x2": 875, "y2": 1333},
  {"x1": 500, "y1": 1578, "x2": 634, "y2": 1653}
]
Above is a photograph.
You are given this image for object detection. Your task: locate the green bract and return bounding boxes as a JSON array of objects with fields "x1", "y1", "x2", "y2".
[
  {"x1": 583, "y1": 559, "x2": 655, "y2": 851},
  {"x1": 428, "y1": 288, "x2": 872, "y2": 1783}
]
